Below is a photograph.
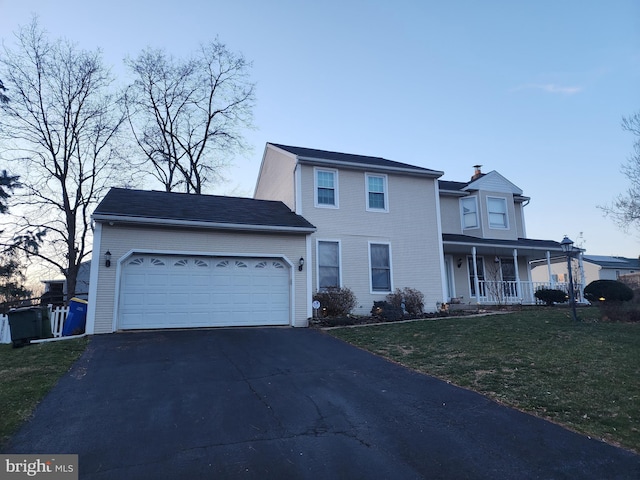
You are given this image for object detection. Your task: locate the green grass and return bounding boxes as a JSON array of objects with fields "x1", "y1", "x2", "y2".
[
  {"x1": 0, "y1": 337, "x2": 88, "y2": 449},
  {"x1": 328, "y1": 307, "x2": 640, "y2": 453}
]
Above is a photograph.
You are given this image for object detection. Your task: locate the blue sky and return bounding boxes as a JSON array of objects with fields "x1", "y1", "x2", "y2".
[{"x1": 1, "y1": 0, "x2": 639, "y2": 257}]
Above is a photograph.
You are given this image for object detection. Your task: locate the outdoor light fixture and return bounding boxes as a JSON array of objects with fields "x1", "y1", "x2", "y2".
[
  {"x1": 298, "y1": 257, "x2": 305, "y2": 271},
  {"x1": 560, "y1": 236, "x2": 578, "y2": 321},
  {"x1": 105, "y1": 250, "x2": 112, "y2": 268},
  {"x1": 457, "y1": 258, "x2": 463, "y2": 268}
]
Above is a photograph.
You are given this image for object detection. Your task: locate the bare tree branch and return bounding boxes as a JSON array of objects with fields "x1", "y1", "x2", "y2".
[{"x1": 124, "y1": 40, "x2": 255, "y2": 194}]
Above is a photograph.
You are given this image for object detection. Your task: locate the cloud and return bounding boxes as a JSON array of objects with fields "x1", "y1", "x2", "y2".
[{"x1": 511, "y1": 83, "x2": 583, "y2": 95}]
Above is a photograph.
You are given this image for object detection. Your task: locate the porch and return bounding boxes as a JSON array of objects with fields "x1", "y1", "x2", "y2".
[
  {"x1": 442, "y1": 234, "x2": 582, "y2": 306},
  {"x1": 468, "y1": 280, "x2": 585, "y2": 305}
]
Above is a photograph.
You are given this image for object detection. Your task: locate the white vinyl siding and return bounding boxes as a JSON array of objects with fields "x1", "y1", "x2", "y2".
[
  {"x1": 317, "y1": 240, "x2": 341, "y2": 289},
  {"x1": 366, "y1": 173, "x2": 388, "y2": 212},
  {"x1": 315, "y1": 168, "x2": 338, "y2": 208},
  {"x1": 369, "y1": 242, "x2": 392, "y2": 293},
  {"x1": 460, "y1": 197, "x2": 479, "y2": 229},
  {"x1": 487, "y1": 196, "x2": 508, "y2": 229}
]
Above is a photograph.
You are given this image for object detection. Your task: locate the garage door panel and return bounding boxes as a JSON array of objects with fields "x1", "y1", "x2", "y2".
[{"x1": 119, "y1": 254, "x2": 290, "y2": 329}]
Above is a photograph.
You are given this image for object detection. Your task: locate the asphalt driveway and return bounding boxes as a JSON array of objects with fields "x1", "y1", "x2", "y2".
[{"x1": 3, "y1": 328, "x2": 639, "y2": 479}]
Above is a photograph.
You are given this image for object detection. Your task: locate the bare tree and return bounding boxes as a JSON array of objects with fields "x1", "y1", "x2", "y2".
[
  {"x1": 600, "y1": 112, "x2": 640, "y2": 231},
  {"x1": 0, "y1": 19, "x2": 124, "y2": 299},
  {"x1": 124, "y1": 41, "x2": 255, "y2": 193}
]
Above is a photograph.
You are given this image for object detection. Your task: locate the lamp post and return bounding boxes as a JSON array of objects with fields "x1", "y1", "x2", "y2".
[{"x1": 560, "y1": 236, "x2": 578, "y2": 321}]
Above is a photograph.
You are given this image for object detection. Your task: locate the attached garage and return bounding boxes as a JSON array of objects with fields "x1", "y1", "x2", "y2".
[
  {"x1": 86, "y1": 188, "x2": 315, "y2": 334},
  {"x1": 119, "y1": 254, "x2": 291, "y2": 329}
]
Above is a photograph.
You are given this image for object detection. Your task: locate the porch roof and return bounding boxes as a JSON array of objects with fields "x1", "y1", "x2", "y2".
[{"x1": 442, "y1": 234, "x2": 562, "y2": 260}]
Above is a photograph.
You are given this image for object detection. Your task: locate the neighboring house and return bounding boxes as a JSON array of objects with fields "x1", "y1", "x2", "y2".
[
  {"x1": 438, "y1": 167, "x2": 563, "y2": 305},
  {"x1": 85, "y1": 189, "x2": 315, "y2": 334},
  {"x1": 42, "y1": 261, "x2": 91, "y2": 303},
  {"x1": 254, "y1": 143, "x2": 447, "y2": 315},
  {"x1": 531, "y1": 255, "x2": 640, "y2": 289}
]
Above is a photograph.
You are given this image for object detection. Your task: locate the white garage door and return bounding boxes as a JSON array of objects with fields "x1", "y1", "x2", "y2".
[{"x1": 119, "y1": 254, "x2": 290, "y2": 329}]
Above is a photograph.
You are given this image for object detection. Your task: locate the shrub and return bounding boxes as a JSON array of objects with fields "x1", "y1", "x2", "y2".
[
  {"x1": 371, "y1": 301, "x2": 404, "y2": 322},
  {"x1": 313, "y1": 287, "x2": 357, "y2": 317},
  {"x1": 386, "y1": 287, "x2": 425, "y2": 315},
  {"x1": 584, "y1": 280, "x2": 634, "y2": 303},
  {"x1": 534, "y1": 288, "x2": 567, "y2": 306}
]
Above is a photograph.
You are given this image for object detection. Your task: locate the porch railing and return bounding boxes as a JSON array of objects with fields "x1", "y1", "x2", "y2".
[
  {"x1": 474, "y1": 281, "x2": 584, "y2": 305},
  {"x1": 0, "y1": 305, "x2": 70, "y2": 344}
]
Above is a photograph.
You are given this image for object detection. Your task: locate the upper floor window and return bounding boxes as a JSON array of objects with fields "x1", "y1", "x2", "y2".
[
  {"x1": 315, "y1": 168, "x2": 338, "y2": 208},
  {"x1": 366, "y1": 174, "x2": 388, "y2": 212},
  {"x1": 460, "y1": 197, "x2": 478, "y2": 229},
  {"x1": 318, "y1": 240, "x2": 340, "y2": 290},
  {"x1": 487, "y1": 196, "x2": 508, "y2": 229}
]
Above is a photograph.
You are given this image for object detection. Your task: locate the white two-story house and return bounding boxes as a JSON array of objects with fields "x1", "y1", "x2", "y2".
[
  {"x1": 254, "y1": 143, "x2": 448, "y2": 315},
  {"x1": 86, "y1": 143, "x2": 567, "y2": 335}
]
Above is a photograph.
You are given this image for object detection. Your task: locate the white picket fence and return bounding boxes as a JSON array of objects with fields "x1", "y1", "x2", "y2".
[{"x1": 0, "y1": 305, "x2": 70, "y2": 344}]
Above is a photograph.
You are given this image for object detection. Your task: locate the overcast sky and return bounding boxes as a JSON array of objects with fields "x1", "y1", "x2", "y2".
[{"x1": 1, "y1": 0, "x2": 639, "y2": 257}]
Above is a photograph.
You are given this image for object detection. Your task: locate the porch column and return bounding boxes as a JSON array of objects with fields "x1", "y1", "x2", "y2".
[
  {"x1": 546, "y1": 251, "x2": 554, "y2": 288},
  {"x1": 513, "y1": 249, "x2": 521, "y2": 300},
  {"x1": 472, "y1": 247, "x2": 480, "y2": 303},
  {"x1": 578, "y1": 251, "x2": 586, "y2": 303}
]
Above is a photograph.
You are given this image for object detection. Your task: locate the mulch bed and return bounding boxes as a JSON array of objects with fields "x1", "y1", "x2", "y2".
[{"x1": 310, "y1": 308, "x2": 489, "y2": 328}]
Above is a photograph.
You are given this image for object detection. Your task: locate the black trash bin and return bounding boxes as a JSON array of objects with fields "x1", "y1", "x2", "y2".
[{"x1": 7, "y1": 306, "x2": 52, "y2": 348}]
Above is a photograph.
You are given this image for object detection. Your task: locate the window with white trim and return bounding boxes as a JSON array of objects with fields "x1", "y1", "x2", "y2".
[
  {"x1": 460, "y1": 197, "x2": 479, "y2": 229},
  {"x1": 315, "y1": 168, "x2": 338, "y2": 207},
  {"x1": 370, "y1": 243, "x2": 392, "y2": 292},
  {"x1": 318, "y1": 241, "x2": 340, "y2": 289},
  {"x1": 487, "y1": 196, "x2": 508, "y2": 229},
  {"x1": 366, "y1": 174, "x2": 388, "y2": 211}
]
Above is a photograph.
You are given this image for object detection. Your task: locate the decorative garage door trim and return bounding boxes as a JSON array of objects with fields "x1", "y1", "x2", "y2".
[{"x1": 113, "y1": 250, "x2": 294, "y2": 330}]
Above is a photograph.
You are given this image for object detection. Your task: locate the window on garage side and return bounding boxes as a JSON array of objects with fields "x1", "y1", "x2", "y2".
[
  {"x1": 369, "y1": 242, "x2": 392, "y2": 293},
  {"x1": 318, "y1": 241, "x2": 340, "y2": 290},
  {"x1": 315, "y1": 168, "x2": 338, "y2": 207}
]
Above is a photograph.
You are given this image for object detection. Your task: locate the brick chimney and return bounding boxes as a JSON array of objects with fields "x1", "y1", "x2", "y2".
[{"x1": 471, "y1": 164, "x2": 483, "y2": 181}]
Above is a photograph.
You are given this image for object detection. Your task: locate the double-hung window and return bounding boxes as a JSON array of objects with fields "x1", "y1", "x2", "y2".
[
  {"x1": 318, "y1": 241, "x2": 340, "y2": 290},
  {"x1": 316, "y1": 168, "x2": 338, "y2": 207},
  {"x1": 460, "y1": 197, "x2": 478, "y2": 229},
  {"x1": 370, "y1": 243, "x2": 392, "y2": 292},
  {"x1": 366, "y1": 174, "x2": 388, "y2": 211},
  {"x1": 487, "y1": 196, "x2": 508, "y2": 229}
]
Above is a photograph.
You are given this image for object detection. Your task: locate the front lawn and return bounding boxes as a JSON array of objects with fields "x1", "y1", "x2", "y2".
[
  {"x1": 328, "y1": 307, "x2": 640, "y2": 453},
  {"x1": 0, "y1": 338, "x2": 88, "y2": 449}
]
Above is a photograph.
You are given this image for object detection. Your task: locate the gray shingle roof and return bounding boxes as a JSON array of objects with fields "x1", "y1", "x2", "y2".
[
  {"x1": 93, "y1": 188, "x2": 316, "y2": 232},
  {"x1": 270, "y1": 143, "x2": 443, "y2": 177},
  {"x1": 583, "y1": 255, "x2": 640, "y2": 270},
  {"x1": 442, "y1": 233, "x2": 561, "y2": 251}
]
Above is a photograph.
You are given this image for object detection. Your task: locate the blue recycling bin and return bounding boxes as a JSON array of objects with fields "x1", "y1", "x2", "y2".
[{"x1": 62, "y1": 298, "x2": 88, "y2": 336}]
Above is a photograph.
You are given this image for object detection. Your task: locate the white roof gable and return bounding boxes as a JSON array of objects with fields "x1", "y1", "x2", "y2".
[{"x1": 464, "y1": 170, "x2": 523, "y2": 195}]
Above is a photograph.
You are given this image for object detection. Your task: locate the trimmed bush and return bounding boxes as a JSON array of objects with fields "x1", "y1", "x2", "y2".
[
  {"x1": 386, "y1": 287, "x2": 425, "y2": 315},
  {"x1": 371, "y1": 301, "x2": 403, "y2": 322},
  {"x1": 313, "y1": 287, "x2": 357, "y2": 317},
  {"x1": 534, "y1": 288, "x2": 567, "y2": 306},
  {"x1": 584, "y1": 280, "x2": 634, "y2": 303}
]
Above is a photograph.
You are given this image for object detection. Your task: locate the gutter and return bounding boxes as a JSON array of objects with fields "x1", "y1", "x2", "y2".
[{"x1": 92, "y1": 214, "x2": 317, "y2": 234}]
